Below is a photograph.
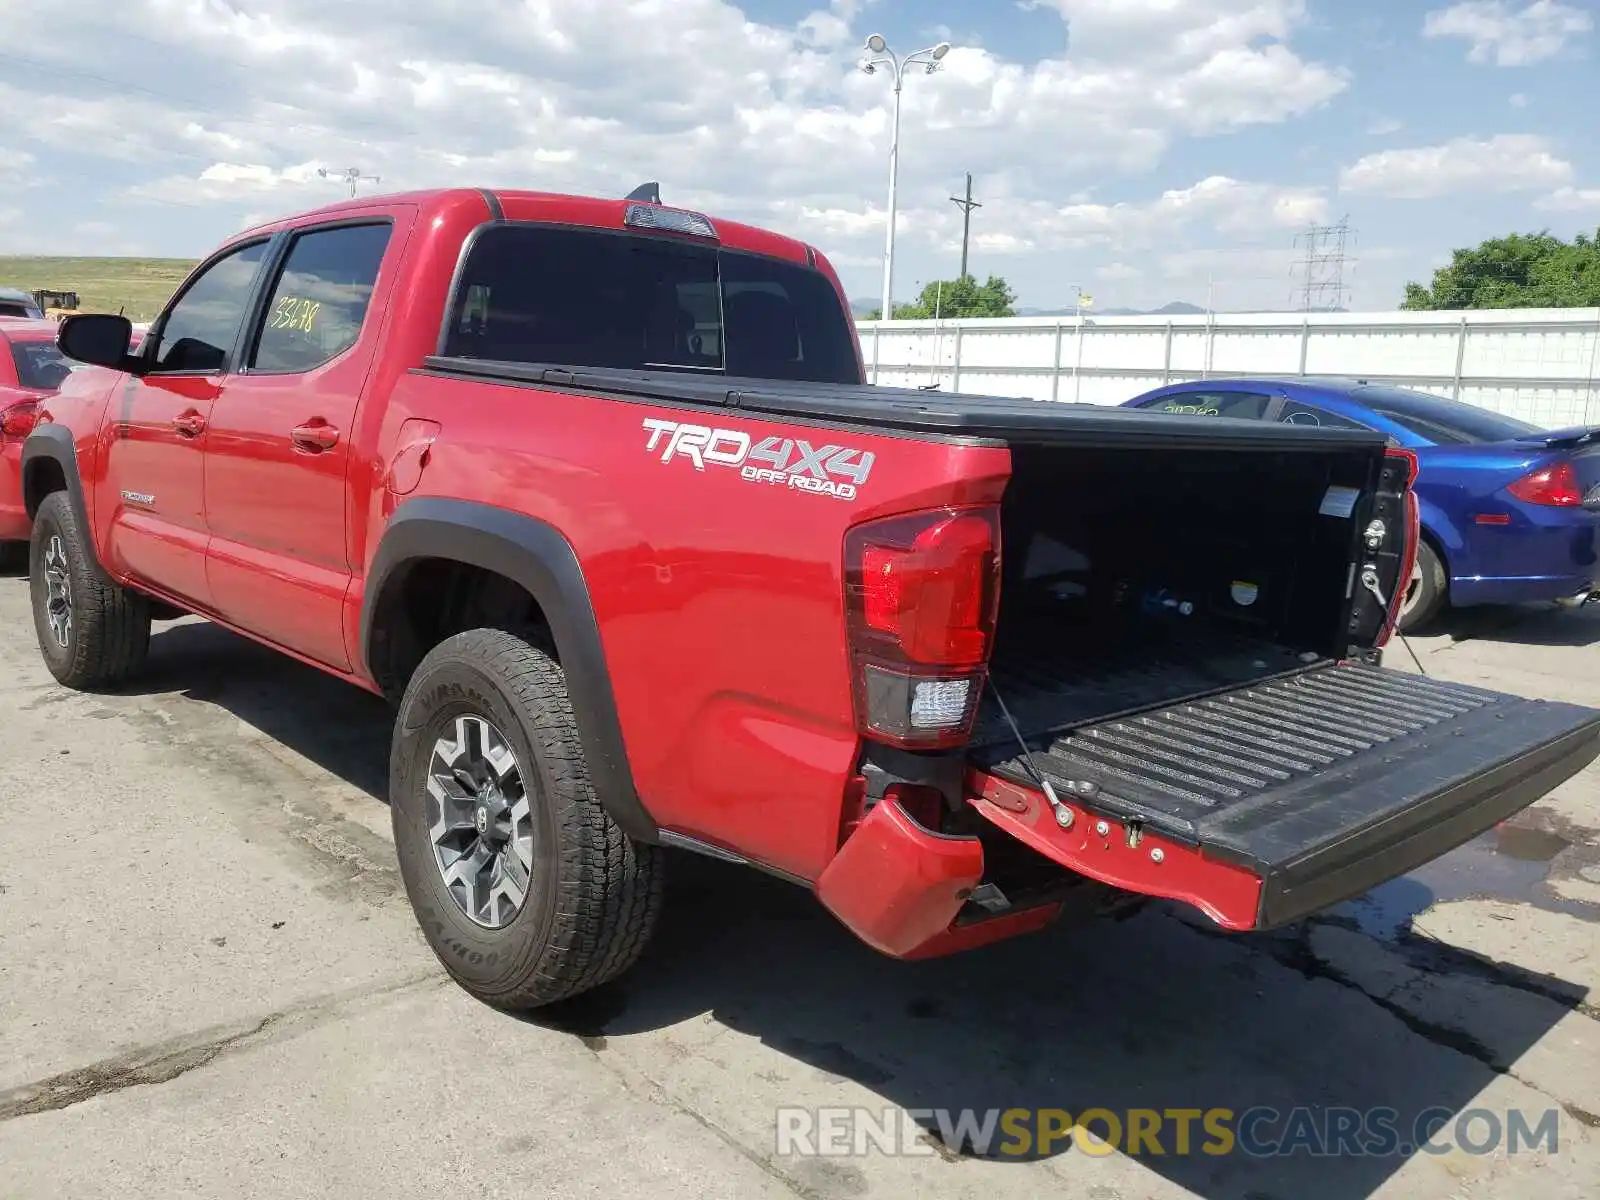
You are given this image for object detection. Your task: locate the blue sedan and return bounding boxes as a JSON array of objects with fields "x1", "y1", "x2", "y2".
[{"x1": 1121, "y1": 377, "x2": 1600, "y2": 631}]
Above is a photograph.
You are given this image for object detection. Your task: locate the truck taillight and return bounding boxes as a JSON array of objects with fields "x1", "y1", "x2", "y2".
[{"x1": 843, "y1": 505, "x2": 1001, "y2": 749}]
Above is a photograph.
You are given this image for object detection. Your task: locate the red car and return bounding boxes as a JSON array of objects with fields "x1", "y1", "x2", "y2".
[
  {"x1": 0, "y1": 319, "x2": 73, "y2": 567},
  {"x1": 0, "y1": 319, "x2": 144, "y2": 566}
]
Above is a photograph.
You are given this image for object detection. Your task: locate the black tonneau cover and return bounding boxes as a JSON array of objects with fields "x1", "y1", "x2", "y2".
[{"x1": 420, "y1": 358, "x2": 1391, "y2": 452}]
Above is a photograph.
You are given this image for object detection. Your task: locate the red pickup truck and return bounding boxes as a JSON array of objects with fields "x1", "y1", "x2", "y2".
[{"x1": 26, "y1": 187, "x2": 1600, "y2": 1010}]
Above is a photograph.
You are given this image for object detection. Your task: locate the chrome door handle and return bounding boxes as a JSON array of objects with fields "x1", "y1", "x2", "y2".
[{"x1": 173, "y1": 411, "x2": 206, "y2": 437}]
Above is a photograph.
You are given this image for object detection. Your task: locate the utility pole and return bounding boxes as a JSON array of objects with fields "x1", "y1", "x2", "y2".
[
  {"x1": 950, "y1": 173, "x2": 981, "y2": 279},
  {"x1": 318, "y1": 166, "x2": 381, "y2": 198},
  {"x1": 1291, "y1": 216, "x2": 1354, "y2": 312}
]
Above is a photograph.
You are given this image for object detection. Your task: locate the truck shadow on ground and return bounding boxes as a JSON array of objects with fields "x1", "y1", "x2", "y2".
[{"x1": 130, "y1": 617, "x2": 1585, "y2": 1200}]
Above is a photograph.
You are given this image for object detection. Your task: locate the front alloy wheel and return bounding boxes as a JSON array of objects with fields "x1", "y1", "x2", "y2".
[
  {"x1": 42, "y1": 533, "x2": 73, "y2": 650},
  {"x1": 426, "y1": 714, "x2": 534, "y2": 929}
]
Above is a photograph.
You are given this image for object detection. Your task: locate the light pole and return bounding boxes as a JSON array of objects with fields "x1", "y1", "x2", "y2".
[
  {"x1": 319, "y1": 166, "x2": 381, "y2": 198},
  {"x1": 860, "y1": 34, "x2": 951, "y2": 332}
]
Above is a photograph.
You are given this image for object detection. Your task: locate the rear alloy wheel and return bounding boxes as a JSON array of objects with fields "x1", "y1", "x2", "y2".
[
  {"x1": 390, "y1": 626, "x2": 663, "y2": 1010},
  {"x1": 426, "y1": 714, "x2": 535, "y2": 930},
  {"x1": 1397, "y1": 538, "x2": 1446, "y2": 632}
]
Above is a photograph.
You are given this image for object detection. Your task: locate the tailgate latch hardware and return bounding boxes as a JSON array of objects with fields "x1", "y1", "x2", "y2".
[
  {"x1": 1124, "y1": 820, "x2": 1144, "y2": 849},
  {"x1": 1359, "y1": 564, "x2": 1388, "y2": 609},
  {"x1": 986, "y1": 676, "x2": 1080, "y2": 830}
]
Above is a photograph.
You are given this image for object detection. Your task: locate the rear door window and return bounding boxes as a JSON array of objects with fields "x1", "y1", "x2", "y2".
[
  {"x1": 249, "y1": 223, "x2": 392, "y2": 373},
  {"x1": 440, "y1": 224, "x2": 859, "y2": 384}
]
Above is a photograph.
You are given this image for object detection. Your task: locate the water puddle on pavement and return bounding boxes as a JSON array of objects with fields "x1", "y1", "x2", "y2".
[{"x1": 1340, "y1": 822, "x2": 1600, "y2": 940}]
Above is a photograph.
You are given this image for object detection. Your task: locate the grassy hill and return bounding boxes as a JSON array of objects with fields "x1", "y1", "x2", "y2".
[{"x1": 0, "y1": 256, "x2": 197, "y2": 322}]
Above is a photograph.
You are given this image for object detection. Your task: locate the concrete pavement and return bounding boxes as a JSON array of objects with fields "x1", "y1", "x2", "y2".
[{"x1": 0, "y1": 572, "x2": 1596, "y2": 1199}]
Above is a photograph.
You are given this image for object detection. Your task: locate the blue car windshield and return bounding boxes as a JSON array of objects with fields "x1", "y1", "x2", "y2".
[{"x1": 1353, "y1": 385, "x2": 1540, "y2": 446}]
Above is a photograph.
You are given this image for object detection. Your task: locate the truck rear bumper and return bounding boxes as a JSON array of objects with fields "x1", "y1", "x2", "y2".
[{"x1": 968, "y1": 664, "x2": 1600, "y2": 930}]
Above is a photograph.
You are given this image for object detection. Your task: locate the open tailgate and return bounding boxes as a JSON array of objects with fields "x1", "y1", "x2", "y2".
[{"x1": 968, "y1": 664, "x2": 1600, "y2": 930}]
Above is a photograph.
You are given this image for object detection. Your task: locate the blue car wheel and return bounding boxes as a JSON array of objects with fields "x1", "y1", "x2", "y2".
[{"x1": 1399, "y1": 539, "x2": 1447, "y2": 631}]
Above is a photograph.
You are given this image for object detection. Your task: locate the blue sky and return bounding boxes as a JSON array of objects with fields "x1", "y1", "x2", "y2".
[{"x1": 1, "y1": 0, "x2": 1597, "y2": 312}]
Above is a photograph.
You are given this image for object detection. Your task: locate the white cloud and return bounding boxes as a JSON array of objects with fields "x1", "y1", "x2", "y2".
[
  {"x1": 0, "y1": 0, "x2": 1355, "y2": 309},
  {"x1": 128, "y1": 160, "x2": 334, "y2": 206},
  {"x1": 0, "y1": 148, "x2": 36, "y2": 182},
  {"x1": 1509, "y1": 91, "x2": 1530, "y2": 106},
  {"x1": 1339, "y1": 134, "x2": 1573, "y2": 199},
  {"x1": 1535, "y1": 186, "x2": 1600, "y2": 212},
  {"x1": 1422, "y1": 1, "x2": 1594, "y2": 66},
  {"x1": 880, "y1": 175, "x2": 1329, "y2": 259},
  {"x1": 1367, "y1": 117, "x2": 1404, "y2": 135},
  {"x1": 1095, "y1": 261, "x2": 1143, "y2": 281}
]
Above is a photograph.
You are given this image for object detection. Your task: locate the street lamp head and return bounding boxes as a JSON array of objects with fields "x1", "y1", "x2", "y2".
[
  {"x1": 866, "y1": 33, "x2": 887, "y2": 53},
  {"x1": 931, "y1": 42, "x2": 950, "y2": 60}
]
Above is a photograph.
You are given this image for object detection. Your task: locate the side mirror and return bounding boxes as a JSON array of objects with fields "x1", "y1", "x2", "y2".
[{"x1": 57, "y1": 313, "x2": 142, "y2": 373}]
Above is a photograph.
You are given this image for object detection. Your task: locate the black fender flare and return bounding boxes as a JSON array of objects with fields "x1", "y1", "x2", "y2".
[
  {"x1": 361, "y1": 497, "x2": 658, "y2": 844},
  {"x1": 19, "y1": 423, "x2": 112, "y2": 581}
]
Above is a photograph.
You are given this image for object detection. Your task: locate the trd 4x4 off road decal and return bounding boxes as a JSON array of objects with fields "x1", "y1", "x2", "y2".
[{"x1": 641, "y1": 419, "x2": 874, "y2": 501}]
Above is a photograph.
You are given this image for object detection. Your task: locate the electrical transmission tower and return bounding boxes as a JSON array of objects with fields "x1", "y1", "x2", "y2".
[
  {"x1": 1291, "y1": 216, "x2": 1355, "y2": 312},
  {"x1": 950, "y1": 173, "x2": 982, "y2": 279},
  {"x1": 319, "y1": 166, "x2": 381, "y2": 198}
]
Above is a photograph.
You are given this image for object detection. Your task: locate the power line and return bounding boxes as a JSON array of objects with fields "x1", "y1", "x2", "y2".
[
  {"x1": 949, "y1": 172, "x2": 981, "y2": 279},
  {"x1": 1291, "y1": 216, "x2": 1356, "y2": 312}
]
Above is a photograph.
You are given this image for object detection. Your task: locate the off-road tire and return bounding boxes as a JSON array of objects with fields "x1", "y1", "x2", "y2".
[
  {"x1": 1397, "y1": 538, "x2": 1447, "y2": 633},
  {"x1": 29, "y1": 491, "x2": 151, "y2": 688},
  {"x1": 390, "y1": 626, "x2": 664, "y2": 1010}
]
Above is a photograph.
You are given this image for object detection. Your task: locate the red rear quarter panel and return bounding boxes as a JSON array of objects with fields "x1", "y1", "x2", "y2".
[{"x1": 372, "y1": 369, "x2": 1011, "y2": 881}]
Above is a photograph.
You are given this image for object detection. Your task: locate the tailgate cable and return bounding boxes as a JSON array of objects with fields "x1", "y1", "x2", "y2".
[
  {"x1": 1360, "y1": 566, "x2": 1429, "y2": 676},
  {"x1": 985, "y1": 677, "x2": 1081, "y2": 829}
]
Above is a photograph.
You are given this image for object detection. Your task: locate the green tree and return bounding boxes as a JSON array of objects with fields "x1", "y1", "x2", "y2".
[
  {"x1": 1401, "y1": 228, "x2": 1600, "y2": 309},
  {"x1": 865, "y1": 273, "x2": 1018, "y2": 320}
]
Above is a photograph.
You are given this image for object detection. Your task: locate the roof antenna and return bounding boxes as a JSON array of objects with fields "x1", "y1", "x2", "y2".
[{"x1": 625, "y1": 182, "x2": 662, "y2": 204}]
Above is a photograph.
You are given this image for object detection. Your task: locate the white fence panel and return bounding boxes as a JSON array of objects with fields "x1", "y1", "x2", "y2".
[{"x1": 857, "y1": 307, "x2": 1600, "y2": 427}]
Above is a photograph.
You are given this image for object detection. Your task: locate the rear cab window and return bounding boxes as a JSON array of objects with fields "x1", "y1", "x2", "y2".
[{"x1": 439, "y1": 224, "x2": 860, "y2": 384}]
